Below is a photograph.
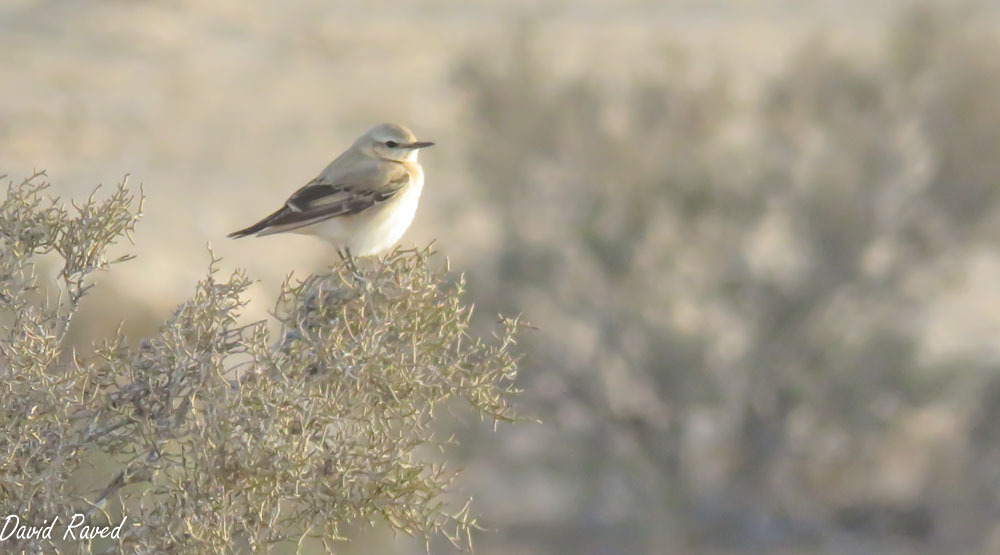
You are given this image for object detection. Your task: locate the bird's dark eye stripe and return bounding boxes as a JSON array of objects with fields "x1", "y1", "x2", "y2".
[{"x1": 384, "y1": 140, "x2": 398, "y2": 148}]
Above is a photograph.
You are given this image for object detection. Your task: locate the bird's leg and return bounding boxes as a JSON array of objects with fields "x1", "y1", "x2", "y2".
[
  {"x1": 338, "y1": 247, "x2": 363, "y2": 282},
  {"x1": 339, "y1": 248, "x2": 379, "y2": 324},
  {"x1": 335, "y1": 247, "x2": 353, "y2": 269}
]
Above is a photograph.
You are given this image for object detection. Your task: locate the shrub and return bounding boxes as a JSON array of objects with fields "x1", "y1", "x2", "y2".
[{"x1": 0, "y1": 171, "x2": 523, "y2": 552}]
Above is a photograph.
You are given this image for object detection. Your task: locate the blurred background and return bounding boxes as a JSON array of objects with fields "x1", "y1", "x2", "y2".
[{"x1": 4, "y1": 1, "x2": 1000, "y2": 553}]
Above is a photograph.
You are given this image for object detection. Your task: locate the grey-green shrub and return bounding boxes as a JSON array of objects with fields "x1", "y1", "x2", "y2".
[{"x1": 0, "y1": 172, "x2": 523, "y2": 552}]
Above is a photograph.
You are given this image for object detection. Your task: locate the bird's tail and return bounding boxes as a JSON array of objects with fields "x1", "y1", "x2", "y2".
[
  {"x1": 228, "y1": 209, "x2": 282, "y2": 239},
  {"x1": 227, "y1": 223, "x2": 266, "y2": 239}
]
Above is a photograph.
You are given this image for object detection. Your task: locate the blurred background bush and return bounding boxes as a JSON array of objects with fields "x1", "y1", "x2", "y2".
[{"x1": 4, "y1": 1, "x2": 1000, "y2": 553}]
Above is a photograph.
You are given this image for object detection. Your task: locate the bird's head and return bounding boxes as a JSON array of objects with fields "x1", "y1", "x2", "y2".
[{"x1": 358, "y1": 123, "x2": 434, "y2": 163}]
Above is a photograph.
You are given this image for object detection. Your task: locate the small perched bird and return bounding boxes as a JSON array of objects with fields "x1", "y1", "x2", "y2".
[{"x1": 228, "y1": 122, "x2": 433, "y2": 256}]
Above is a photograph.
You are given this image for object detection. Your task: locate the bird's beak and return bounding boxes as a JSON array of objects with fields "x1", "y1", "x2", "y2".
[{"x1": 404, "y1": 141, "x2": 435, "y2": 150}]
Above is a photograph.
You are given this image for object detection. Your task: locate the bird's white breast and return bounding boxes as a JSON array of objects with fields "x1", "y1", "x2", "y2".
[{"x1": 301, "y1": 166, "x2": 424, "y2": 256}]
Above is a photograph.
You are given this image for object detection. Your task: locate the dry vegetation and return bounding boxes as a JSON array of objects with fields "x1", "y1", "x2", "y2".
[{"x1": 0, "y1": 173, "x2": 524, "y2": 552}]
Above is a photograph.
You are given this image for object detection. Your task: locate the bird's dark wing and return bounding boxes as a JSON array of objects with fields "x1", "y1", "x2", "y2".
[{"x1": 227, "y1": 165, "x2": 409, "y2": 239}]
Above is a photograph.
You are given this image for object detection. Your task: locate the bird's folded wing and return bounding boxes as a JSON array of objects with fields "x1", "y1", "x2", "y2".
[{"x1": 249, "y1": 166, "x2": 410, "y2": 234}]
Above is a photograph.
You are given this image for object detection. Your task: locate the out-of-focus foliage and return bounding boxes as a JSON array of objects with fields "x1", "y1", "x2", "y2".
[
  {"x1": 455, "y1": 7, "x2": 1000, "y2": 554},
  {"x1": 0, "y1": 173, "x2": 523, "y2": 552}
]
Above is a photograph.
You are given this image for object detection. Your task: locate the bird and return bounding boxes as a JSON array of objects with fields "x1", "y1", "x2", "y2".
[{"x1": 228, "y1": 122, "x2": 433, "y2": 256}]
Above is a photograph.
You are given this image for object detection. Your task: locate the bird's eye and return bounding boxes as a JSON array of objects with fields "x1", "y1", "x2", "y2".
[{"x1": 384, "y1": 140, "x2": 398, "y2": 148}]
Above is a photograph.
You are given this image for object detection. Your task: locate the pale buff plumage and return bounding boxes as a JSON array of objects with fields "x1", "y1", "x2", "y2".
[{"x1": 229, "y1": 123, "x2": 433, "y2": 256}]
